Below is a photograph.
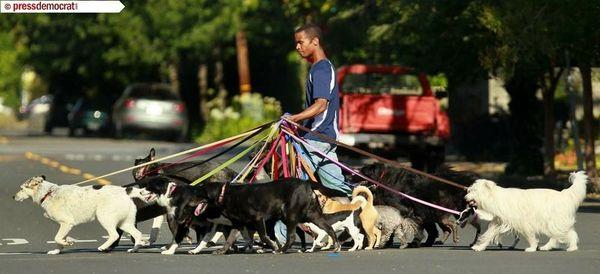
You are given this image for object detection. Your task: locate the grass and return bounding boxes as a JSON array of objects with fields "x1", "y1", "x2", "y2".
[{"x1": 0, "y1": 113, "x2": 27, "y2": 130}]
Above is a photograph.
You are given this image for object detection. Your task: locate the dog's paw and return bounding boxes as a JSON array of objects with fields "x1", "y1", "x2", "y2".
[
  {"x1": 256, "y1": 249, "x2": 266, "y2": 254},
  {"x1": 47, "y1": 249, "x2": 61, "y2": 255},
  {"x1": 524, "y1": 247, "x2": 537, "y2": 252},
  {"x1": 471, "y1": 245, "x2": 486, "y2": 252},
  {"x1": 127, "y1": 246, "x2": 140, "y2": 253},
  {"x1": 97, "y1": 247, "x2": 111, "y2": 253},
  {"x1": 212, "y1": 249, "x2": 227, "y2": 255},
  {"x1": 161, "y1": 249, "x2": 175, "y2": 255},
  {"x1": 188, "y1": 249, "x2": 201, "y2": 255},
  {"x1": 160, "y1": 245, "x2": 168, "y2": 251},
  {"x1": 364, "y1": 247, "x2": 373, "y2": 250},
  {"x1": 539, "y1": 245, "x2": 552, "y2": 251},
  {"x1": 566, "y1": 246, "x2": 578, "y2": 252}
]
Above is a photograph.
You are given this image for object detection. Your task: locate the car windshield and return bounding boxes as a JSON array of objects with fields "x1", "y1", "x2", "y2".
[
  {"x1": 342, "y1": 73, "x2": 423, "y2": 95},
  {"x1": 128, "y1": 85, "x2": 179, "y2": 100}
]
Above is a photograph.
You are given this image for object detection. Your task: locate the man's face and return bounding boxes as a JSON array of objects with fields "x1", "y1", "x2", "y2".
[{"x1": 295, "y1": 31, "x2": 318, "y2": 59}]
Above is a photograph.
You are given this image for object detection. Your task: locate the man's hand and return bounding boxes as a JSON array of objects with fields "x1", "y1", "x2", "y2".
[{"x1": 281, "y1": 112, "x2": 298, "y2": 123}]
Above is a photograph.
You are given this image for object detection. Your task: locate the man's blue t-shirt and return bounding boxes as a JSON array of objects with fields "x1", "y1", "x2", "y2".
[{"x1": 301, "y1": 59, "x2": 340, "y2": 142}]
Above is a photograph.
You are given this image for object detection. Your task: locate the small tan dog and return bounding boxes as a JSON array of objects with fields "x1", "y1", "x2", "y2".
[{"x1": 315, "y1": 186, "x2": 380, "y2": 249}]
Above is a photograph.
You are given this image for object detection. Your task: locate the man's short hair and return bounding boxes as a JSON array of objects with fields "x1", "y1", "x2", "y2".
[{"x1": 295, "y1": 23, "x2": 323, "y2": 42}]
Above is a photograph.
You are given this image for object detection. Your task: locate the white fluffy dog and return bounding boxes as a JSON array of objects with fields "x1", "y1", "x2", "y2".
[
  {"x1": 464, "y1": 171, "x2": 587, "y2": 252},
  {"x1": 13, "y1": 176, "x2": 145, "y2": 254}
]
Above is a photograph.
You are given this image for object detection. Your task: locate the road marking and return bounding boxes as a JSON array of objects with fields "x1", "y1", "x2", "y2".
[
  {"x1": 47, "y1": 239, "x2": 97, "y2": 244},
  {"x1": 101, "y1": 236, "x2": 131, "y2": 242},
  {"x1": 0, "y1": 136, "x2": 8, "y2": 144},
  {"x1": 0, "y1": 253, "x2": 32, "y2": 255},
  {"x1": 2, "y1": 239, "x2": 29, "y2": 245},
  {"x1": 23, "y1": 152, "x2": 112, "y2": 185}
]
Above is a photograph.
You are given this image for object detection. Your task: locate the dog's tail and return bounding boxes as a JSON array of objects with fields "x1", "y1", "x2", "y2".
[
  {"x1": 352, "y1": 186, "x2": 374, "y2": 209},
  {"x1": 563, "y1": 171, "x2": 588, "y2": 206}
]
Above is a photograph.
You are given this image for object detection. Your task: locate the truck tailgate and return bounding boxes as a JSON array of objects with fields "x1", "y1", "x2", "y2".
[{"x1": 340, "y1": 94, "x2": 438, "y2": 133}]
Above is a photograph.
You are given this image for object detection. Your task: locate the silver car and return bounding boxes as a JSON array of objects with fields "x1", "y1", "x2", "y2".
[{"x1": 112, "y1": 83, "x2": 188, "y2": 141}]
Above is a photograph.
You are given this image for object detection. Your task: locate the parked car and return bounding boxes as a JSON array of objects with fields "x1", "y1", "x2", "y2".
[
  {"x1": 337, "y1": 64, "x2": 450, "y2": 171},
  {"x1": 67, "y1": 97, "x2": 112, "y2": 137},
  {"x1": 25, "y1": 94, "x2": 53, "y2": 133},
  {"x1": 112, "y1": 83, "x2": 188, "y2": 141},
  {"x1": 43, "y1": 92, "x2": 73, "y2": 134}
]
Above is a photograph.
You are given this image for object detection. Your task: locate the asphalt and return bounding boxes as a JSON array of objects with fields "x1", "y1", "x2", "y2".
[{"x1": 0, "y1": 131, "x2": 599, "y2": 274}]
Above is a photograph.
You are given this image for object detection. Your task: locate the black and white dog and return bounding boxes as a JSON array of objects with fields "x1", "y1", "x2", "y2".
[
  {"x1": 128, "y1": 148, "x2": 238, "y2": 247},
  {"x1": 131, "y1": 175, "x2": 242, "y2": 254},
  {"x1": 177, "y1": 178, "x2": 340, "y2": 254}
]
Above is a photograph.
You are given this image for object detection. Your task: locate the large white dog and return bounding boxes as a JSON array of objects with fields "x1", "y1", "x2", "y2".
[
  {"x1": 13, "y1": 176, "x2": 145, "y2": 254},
  {"x1": 464, "y1": 171, "x2": 587, "y2": 252}
]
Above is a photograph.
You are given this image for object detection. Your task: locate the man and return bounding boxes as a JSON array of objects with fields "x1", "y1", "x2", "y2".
[
  {"x1": 286, "y1": 23, "x2": 353, "y2": 196},
  {"x1": 275, "y1": 23, "x2": 354, "y2": 246}
]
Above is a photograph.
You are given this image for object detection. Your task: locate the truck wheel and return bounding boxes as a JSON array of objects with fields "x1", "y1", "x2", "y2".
[{"x1": 409, "y1": 148, "x2": 427, "y2": 171}]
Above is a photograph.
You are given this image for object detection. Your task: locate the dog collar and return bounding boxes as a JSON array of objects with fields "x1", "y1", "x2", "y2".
[{"x1": 40, "y1": 190, "x2": 53, "y2": 204}]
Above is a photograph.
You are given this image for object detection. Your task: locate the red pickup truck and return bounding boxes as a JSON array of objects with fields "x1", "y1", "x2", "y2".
[{"x1": 337, "y1": 64, "x2": 450, "y2": 171}]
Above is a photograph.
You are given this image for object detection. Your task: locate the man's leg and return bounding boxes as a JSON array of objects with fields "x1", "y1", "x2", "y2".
[{"x1": 304, "y1": 139, "x2": 352, "y2": 195}]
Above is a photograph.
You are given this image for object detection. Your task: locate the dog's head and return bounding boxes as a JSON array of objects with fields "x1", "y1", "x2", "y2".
[
  {"x1": 14, "y1": 175, "x2": 46, "y2": 202},
  {"x1": 465, "y1": 179, "x2": 497, "y2": 209},
  {"x1": 134, "y1": 175, "x2": 183, "y2": 205},
  {"x1": 132, "y1": 148, "x2": 156, "y2": 181},
  {"x1": 173, "y1": 183, "x2": 219, "y2": 224},
  {"x1": 345, "y1": 163, "x2": 387, "y2": 189}
]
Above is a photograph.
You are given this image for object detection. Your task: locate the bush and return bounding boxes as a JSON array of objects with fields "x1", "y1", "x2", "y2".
[{"x1": 195, "y1": 92, "x2": 282, "y2": 143}]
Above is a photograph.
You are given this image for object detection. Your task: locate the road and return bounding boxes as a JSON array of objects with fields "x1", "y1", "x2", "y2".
[{"x1": 0, "y1": 132, "x2": 599, "y2": 274}]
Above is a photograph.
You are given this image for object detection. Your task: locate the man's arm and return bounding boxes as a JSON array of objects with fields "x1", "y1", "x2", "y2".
[{"x1": 288, "y1": 98, "x2": 328, "y2": 123}]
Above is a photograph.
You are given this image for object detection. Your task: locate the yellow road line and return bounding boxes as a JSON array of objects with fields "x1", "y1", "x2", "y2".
[{"x1": 23, "y1": 152, "x2": 113, "y2": 185}]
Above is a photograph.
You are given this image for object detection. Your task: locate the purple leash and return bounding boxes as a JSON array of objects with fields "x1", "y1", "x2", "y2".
[{"x1": 281, "y1": 128, "x2": 461, "y2": 215}]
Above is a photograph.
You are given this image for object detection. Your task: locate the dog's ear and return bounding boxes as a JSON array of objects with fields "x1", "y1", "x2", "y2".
[
  {"x1": 166, "y1": 182, "x2": 177, "y2": 198},
  {"x1": 483, "y1": 179, "x2": 496, "y2": 189},
  {"x1": 149, "y1": 148, "x2": 156, "y2": 160},
  {"x1": 40, "y1": 175, "x2": 46, "y2": 180},
  {"x1": 26, "y1": 177, "x2": 42, "y2": 187}
]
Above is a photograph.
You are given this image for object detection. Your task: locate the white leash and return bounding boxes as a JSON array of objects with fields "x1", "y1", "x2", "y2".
[{"x1": 71, "y1": 127, "x2": 264, "y2": 185}]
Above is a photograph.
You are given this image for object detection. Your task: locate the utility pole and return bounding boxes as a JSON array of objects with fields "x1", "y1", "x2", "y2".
[{"x1": 236, "y1": 31, "x2": 251, "y2": 94}]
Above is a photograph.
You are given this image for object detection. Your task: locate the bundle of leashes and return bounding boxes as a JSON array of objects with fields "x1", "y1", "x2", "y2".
[{"x1": 74, "y1": 117, "x2": 464, "y2": 215}]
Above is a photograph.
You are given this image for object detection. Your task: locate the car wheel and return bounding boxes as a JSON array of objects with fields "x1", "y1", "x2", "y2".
[
  {"x1": 114, "y1": 122, "x2": 124, "y2": 139},
  {"x1": 409, "y1": 147, "x2": 427, "y2": 171},
  {"x1": 68, "y1": 127, "x2": 76, "y2": 137},
  {"x1": 425, "y1": 145, "x2": 445, "y2": 172},
  {"x1": 43, "y1": 122, "x2": 53, "y2": 135}
]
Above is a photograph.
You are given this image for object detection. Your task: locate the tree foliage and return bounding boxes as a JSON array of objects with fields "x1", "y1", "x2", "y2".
[{"x1": 0, "y1": 0, "x2": 597, "y2": 175}]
